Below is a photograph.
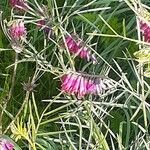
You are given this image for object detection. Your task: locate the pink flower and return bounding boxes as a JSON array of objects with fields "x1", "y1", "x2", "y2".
[
  {"x1": 65, "y1": 35, "x2": 96, "y2": 63},
  {"x1": 0, "y1": 139, "x2": 14, "y2": 150},
  {"x1": 61, "y1": 72, "x2": 96, "y2": 98},
  {"x1": 9, "y1": 0, "x2": 27, "y2": 10},
  {"x1": 70, "y1": 75, "x2": 82, "y2": 94},
  {"x1": 140, "y1": 20, "x2": 150, "y2": 43},
  {"x1": 61, "y1": 72, "x2": 116, "y2": 98},
  {"x1": 62, "y1": 74, "x2": 77, "y2": 93},
  {"x1": 8, "y1": 20, "x2": 27, "y2": 41}
]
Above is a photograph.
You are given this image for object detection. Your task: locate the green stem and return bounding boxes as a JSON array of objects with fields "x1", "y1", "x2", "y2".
[
  {"x1": 1, "y1": 53, "x2": 18, "y2": 134},
  {"x1": 4, "y1": 91, "x2": 30, "y2": 134},
  {"x1": 8, "y1": 53, "x2": 18, "y2": 101},
  {"x1": 84, "y1": 103, "x2": 109, "y2": 150},
  {"x1": 140, "y1": 64, "x2": 148, "y2": 130}
]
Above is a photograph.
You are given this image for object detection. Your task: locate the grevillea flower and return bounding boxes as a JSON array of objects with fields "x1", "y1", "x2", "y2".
[
  {"x1": 140, "y1": 20, "x2": 150, "y2": 43},
  {"x1": 0, "y1": 139, "x2": 14, "y2": 150},
  {"x1": 9, "y1": 0, "x2": 27, "y2": 10},
  {"x1": 7, "y1": 20, "x2": 27, "y2": 53},
  {"x1": 61, "y1": 73, "x2": 95, "y2": 98},
  {"x1": 37, "y1": 19, "x2": 51, "y2": 34},
  {"x1": 65, "y1": 35, "x2": 97, "y2": 63},
  {"x1": 8, "y1": 20, "x2": 27, "y2": 41},
  {"x1": 61, "y1": 72, "x2": 115, "y2": 98}
]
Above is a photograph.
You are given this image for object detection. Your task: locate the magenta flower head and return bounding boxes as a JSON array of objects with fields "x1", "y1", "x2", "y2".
[
  {"x1": 61, "y1": 72, "x2": 116, "y2": 99},
  {"x1": 61, "y1": 72, "x2": 95, "y2": 98},
  {"x1": 140, "y1": 20, "x2": 150, "y2": 43},
  {"x1": 0, "y1": 139, "x2": 14, "y2": 150},
  {"x1": 9, "y1": 0, "x2": 27, "y2": 10},
  {"x1": 7, "y1": 20, "x2": 27, "y2": 53},
  {"x1": 8, "y1": 20, "x2": 27, "y2": 41},
  {"x1": 65, "y1": 35, "x2": 97, "y2": 63}
]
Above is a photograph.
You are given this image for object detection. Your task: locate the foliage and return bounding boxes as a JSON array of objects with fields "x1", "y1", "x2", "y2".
[{"x1": 0, "y1": 0, "x2": 150, "y2": 150}]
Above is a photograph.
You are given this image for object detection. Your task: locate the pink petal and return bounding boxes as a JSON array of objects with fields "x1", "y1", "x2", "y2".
[
  {"x1": 78, "y1": 76, "x2": 86, "y2": 98},
  {"x1": 70, "y1": 75, "x2": 81, "y2": 94},
  {"x1": 1, "y1": 139, "x2": 14, "y2": 150}
]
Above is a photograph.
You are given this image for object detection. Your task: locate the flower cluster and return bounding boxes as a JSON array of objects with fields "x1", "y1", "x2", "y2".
[
  {"x1": 8, "y1": 20, "x2": 27, "y2": 41},
  {"x1": 0, "y1": 139, "x2": 14, "y2": 150},
  {"x1": 140, "y1": 20, "x2": 150, "y2": 43},
  {"x1": 9, "y1": 0, "x2": 27, "y2": 10},
  {"x1": 61, "y1": 72, "x2": 115, "y2": 98},
  {"x1": 65, "y1": 35, "x2": 97, "y2": 63},
  {"x1": 7, "y1": 0, "x2": 112, "y2": 98}
]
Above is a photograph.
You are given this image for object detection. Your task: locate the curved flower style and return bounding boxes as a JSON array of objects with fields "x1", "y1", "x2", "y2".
[
  {"x1": 140, "y1": 20, "x2": 150, "y2": 43},
  {"x1": 9, "y1": 0, "x2": 27, "y2": 10},
  {"x1": 61, "y1": 72, "x2": 115, "y2": 98},
  {"x1": 0, "y1": 139, "x2": 14, "y2": 150},
  {"x1": 8, "y1": 20, "x2": 27, "y2": 41},
  {"x1": 65, "y1": 35, "x2": 97, "y2": 63}
]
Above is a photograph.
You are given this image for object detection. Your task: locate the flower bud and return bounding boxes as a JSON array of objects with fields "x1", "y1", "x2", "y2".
[
  {"x1": 8, "y1": 20, "x2": 27, "y2": 41},
  {"x1": 9, "y1": 0, "x2": 27, "y2": 10}
]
